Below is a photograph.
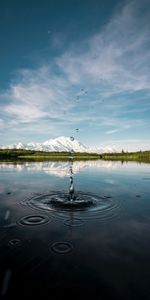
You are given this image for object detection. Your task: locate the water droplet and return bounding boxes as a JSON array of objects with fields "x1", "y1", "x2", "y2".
[
  {"x1": 69, "y1": 166, "x2": 73, "y2": 174},
  {"x1": 76, "y1": 96, "x2": 80, "y2": 102},
  {"x1": 76, "y1": 128, "x2": 79, "y2": 132},
  {"x1": 17, "y1": 215, "x2": 50, "y2": 226},
  {"x1": 50, "y1": 241, "x2": 73, "y2": 254},
  {"x1": 69, "y1": 176, "x2": 75, "y2": 200},
  {"x1": 70, "y1": 136, "x2": 74, "y2": 141}
]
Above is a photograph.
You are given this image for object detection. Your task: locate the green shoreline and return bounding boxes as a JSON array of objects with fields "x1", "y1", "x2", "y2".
[
  {"x1": 0, "y1": 149, "x2": 101, "y2": 162},
  {"x1": 0, "y1": 149, "x2": 150, "y2": 163},
  {"x1": 101, "y1": 151, "x2": 150, "y2": 163}
]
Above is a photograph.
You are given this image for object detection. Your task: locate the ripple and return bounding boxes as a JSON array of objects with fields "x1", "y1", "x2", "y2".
[
  {"x1": 50, "y1": 241, "x2": 73, "y2": 254},
  {"x1": 17, "y1": 215, "x2": 50, "y2": 226},
  {"x1": 8, "y1": 239, "x2": 21, "y2": 246},
  {"x1": 3, "y1": 223, "x2": 16, "y2": 229},
  {"x1": 64, "y1": 218, "x2": 85, "y2": 227},
  {"x1": 21, "y1": 191, "x2": 121, "y2": 223}
]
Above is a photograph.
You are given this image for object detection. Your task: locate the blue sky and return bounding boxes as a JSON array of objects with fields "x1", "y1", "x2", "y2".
[{"x1": 0, "y1": 0, "x2": 150, "y2": 151}]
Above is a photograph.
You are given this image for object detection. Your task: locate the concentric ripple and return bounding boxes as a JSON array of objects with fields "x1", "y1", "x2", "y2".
[
  {"x1": 64, "y1": 217, "x2": 85, "y2": 227},
  {"x1": 21, "y1": 191, "x2": 121, "y2": 222},
  {"x1": 50, "y1": 241, "x2": 73, "y2": 254},
  {"x1": 17, "y1": 215, "x2": 50, "y2": 226},
  {"x1": 8, "y1": 239, "x2": 21, "y2": 246}
]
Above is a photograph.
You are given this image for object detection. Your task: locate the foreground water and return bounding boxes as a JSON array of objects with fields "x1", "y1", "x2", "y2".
[{"x1": 0, "y1": 160, "x2": 150, "y2": 298}]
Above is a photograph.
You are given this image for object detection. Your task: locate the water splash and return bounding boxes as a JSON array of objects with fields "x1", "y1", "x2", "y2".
[
  {"x1": 68, "y1": 144, "x2": 75, "y2": 201},
  {"x1": 21, "y1": 191, "x2": 120, "y2": 224},
  {"x1": 69, "y1": 175, "x2": 75, "y2": 201}
]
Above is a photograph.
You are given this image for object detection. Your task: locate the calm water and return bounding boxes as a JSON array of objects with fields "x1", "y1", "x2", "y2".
[{"x1": 0, "y1": 160, "x2": 150, "y2": 298}]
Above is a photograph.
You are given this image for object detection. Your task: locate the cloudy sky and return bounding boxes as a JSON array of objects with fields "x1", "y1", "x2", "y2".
[{"x1": 0, "y1": 0, "x2": 150, "y2": 151}]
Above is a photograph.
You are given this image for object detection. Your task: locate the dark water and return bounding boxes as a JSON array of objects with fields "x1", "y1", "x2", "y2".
[{"x1": 0, "y1": 160, "x2": 150, "y2": 298}]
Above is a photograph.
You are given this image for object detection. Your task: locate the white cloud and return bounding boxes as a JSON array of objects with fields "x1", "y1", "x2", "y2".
[
  {"x1": 1, "y1": 66, "x2": 75, "y2": 124},
  {"x1": 106, "y1": 129, "x2": 120, "y2": 135},
  {"x1": 56, "y1": 0, "x2": 150, "y2": 94}
]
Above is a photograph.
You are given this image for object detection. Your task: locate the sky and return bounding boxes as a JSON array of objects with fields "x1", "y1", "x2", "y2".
[{"x1": 0, "y1": 0, "x2": 150, "y2": 151}]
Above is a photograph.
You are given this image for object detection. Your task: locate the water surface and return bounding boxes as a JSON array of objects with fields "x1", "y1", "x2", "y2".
[{"x1": 0, "y1": 160, "x2": 150, "y2": 298}]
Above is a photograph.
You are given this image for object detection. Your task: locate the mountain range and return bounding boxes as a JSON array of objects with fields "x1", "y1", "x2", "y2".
[{"x1": 0, "y1": 136, "x2": 117, "y2": 154}]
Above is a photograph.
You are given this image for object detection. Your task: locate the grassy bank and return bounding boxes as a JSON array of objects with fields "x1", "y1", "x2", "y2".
[
  {"x1": 0, "y1": 149, "x2": 150, "y2": 163},
  {"x1": 0, "y1": 149, "x2": 100, "y2": 161},
  {"x1": 101, "y1": 151, "x2": 150, "y2": 163}
]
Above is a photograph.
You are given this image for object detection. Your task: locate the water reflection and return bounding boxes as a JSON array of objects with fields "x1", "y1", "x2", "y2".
[
  {"x1": 1, "y1": 160, "x2": 149, "y2": 178},
  {"x1": 0, "y1": 160, "x2": 150, "y2": 296}
]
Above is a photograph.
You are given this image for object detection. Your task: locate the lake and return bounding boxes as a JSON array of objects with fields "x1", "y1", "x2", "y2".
[{"x1": 0, "y1": 160, "x2": 150, "y2": 298}]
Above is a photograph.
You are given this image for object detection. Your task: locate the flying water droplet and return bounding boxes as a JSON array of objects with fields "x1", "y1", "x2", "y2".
[
  {"x1": 76, "y1": 96, "x2": 80, "y2": 103},
  {"x1": 70, "y1": 136, "x2": 74, "y2": 141},
  {"x1": 69, "y1": 166, "x2": 73, "y2": 174}
]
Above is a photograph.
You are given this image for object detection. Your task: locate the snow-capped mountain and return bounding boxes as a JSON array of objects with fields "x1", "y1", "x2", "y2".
[{"x1": 0, "y1": 136, "x2": 117, "y2": 153}]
